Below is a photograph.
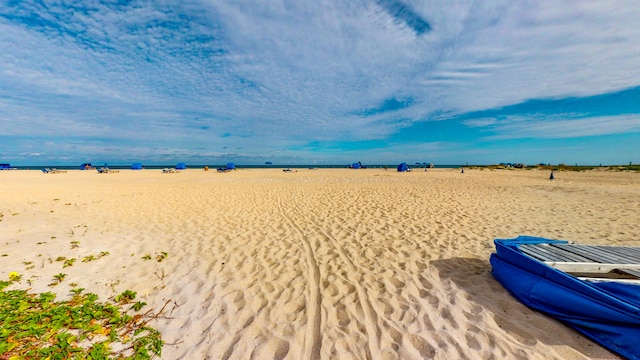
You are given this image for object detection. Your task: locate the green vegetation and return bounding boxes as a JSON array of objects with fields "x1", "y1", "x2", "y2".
[
  {"x1": 0, "y1": 278, "x2": 164, "y2": 359},
  {"x1": 156, "y1": 252, "x2": 168, "y2": 263},
  {"x1": 142, "y1": 252, "x2": 167, "y2": 262},
  {"x1": 63, "y1": 258, "x2": 77, "y2": 268},
  {"x1": 537, "y1": 164, "x2": 640, "y2": 172},
  {"x1": 114, "y1": 290, "x2": 137, "y2": 303},
  {"x1": 474, "y1": 164, "x2": 640, "y2": 172},
  {"x1": 52, "y1": 273, "x2": 67, "y2": 284},
  {"x1": 8, "y1": 272, "x2": 21, "y2": 282},
  {"x1": 616, "y1": 164, "x2": 640, "y2": 172}
]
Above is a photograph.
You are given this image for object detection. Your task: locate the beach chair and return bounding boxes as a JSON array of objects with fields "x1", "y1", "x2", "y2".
[
  {"x1": 42, "y1": 168, "x2": 65, "y2": 174},
  {"x1": 217, "y1": 163, "x2": 236, "y2": 172},
  {"x1": 98, "y1": 167, "x2": 119, "y2": 173}
]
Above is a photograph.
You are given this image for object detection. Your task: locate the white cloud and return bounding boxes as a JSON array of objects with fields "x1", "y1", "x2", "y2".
[
  {"x1": 463, "y1": 118, "x2": 497, "y2": 128},
  {"x1": 486, "y1": 114, "x2": 640, "y2": 140},
  {"x1": 430, "y1": 1, "x2": 640, "y2": 112},
  {"x1": 1, "y1": 0, "x2": 639, "y2": 164}
]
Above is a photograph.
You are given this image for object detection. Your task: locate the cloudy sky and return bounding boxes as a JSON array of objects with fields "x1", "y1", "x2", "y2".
[{"x1": 1, "y1": 0, "x2": 639, "y2": 166}]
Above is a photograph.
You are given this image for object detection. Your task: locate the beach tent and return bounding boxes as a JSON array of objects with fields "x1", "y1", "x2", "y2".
[
  {"x1": 0, "y1": 163, "x2": 12, "y2": 170},
  {"x1": 397, "y1": 163, "x2": 409, "y2": 172},
  {"x1": 80, "y1": 163, "x2": 93, "y2": 170},
  {"x1": 175, "y1": 163, "x2": 187, "y2": 170},
  {"x1": 131, "y1": 163, "x2": 143, "y2": 170},
  {"x1": 351, "y1": 162, "x2": 361, "y2": 169}
]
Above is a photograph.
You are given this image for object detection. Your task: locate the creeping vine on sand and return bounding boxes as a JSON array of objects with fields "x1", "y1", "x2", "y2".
[{"x1": 0, "y1": 276, "x2": 168, "y2": 359}]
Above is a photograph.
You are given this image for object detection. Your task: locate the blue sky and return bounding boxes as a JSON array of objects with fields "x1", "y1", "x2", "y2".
[{"x1": 1, "y1": 1, "x2": 639, "y2": 166}]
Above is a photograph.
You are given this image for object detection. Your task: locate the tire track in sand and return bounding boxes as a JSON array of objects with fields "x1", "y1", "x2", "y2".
[
  {"x1": 289, "y1": 191, "x2": 381, "y2": 358},
  {"x1": 277, "y1": 190, "x2": 322, "y2": 360}
]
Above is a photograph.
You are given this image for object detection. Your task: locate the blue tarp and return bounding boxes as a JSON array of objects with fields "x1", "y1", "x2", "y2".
[
  {"x1": 175, "y1": 163, "x2": 187, "y2": 170},
  {"x1": 491, "y1": 236, "x2": 640, "y2": 359},
  {"x1": 397, "y1": 163, "x2": 408, "y2": 172},
  {"x1": 131, "y1": 163, "x2": 143, "y2": 170}
]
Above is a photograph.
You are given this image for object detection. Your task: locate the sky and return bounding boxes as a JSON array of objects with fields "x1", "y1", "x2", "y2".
[{"x1": 1, "y1": 0, "x2": 640, "y2": 166}]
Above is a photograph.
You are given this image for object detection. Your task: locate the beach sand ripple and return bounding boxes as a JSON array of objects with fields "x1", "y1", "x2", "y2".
[{"x1": 1, "y1": 168, "x2": 636, "y2": 359}]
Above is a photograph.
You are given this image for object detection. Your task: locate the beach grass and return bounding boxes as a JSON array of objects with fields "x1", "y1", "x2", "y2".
[{"x1": 474, "y1": 164, "x2": 640, "y2": 172}]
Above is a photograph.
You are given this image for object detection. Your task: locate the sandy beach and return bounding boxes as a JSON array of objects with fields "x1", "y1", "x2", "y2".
[{"x1": 1, "y1": 168, "x2": 639, "y2": 359}]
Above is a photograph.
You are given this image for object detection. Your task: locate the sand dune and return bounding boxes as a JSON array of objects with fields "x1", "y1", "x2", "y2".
[{"x1": 2, "y1": 168, "x2": 638, "y2": 359}]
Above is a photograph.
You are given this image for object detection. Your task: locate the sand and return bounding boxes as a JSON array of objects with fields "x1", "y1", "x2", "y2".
[{"x1": 1, "y1": 168, "x2": 638, "y2": 359}]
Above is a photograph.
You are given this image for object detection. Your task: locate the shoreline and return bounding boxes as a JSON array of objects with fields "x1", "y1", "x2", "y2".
[{"x1": 2, "y1": 164, "x2": 638, "y2": 174}]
